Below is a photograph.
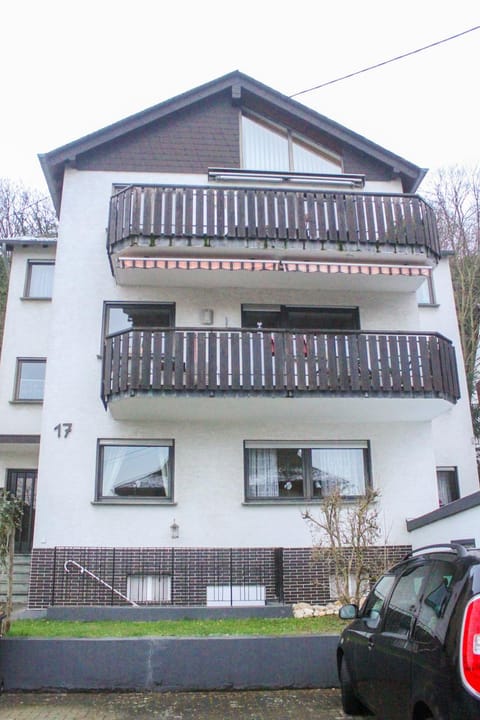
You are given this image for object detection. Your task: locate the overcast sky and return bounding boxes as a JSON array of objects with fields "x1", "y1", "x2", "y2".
[{"x1": 2, "y1": 1, "x2": 479, "y2": 194}]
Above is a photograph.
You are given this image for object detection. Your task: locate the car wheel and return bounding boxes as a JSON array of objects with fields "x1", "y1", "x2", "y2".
[{"x1": 339, "y1": 658, "x2": 369, "y2": 716}]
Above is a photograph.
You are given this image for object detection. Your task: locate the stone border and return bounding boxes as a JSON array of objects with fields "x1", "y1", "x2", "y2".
[{"x1": 0, "y1": 635, "x2": 339, "y2": 691}]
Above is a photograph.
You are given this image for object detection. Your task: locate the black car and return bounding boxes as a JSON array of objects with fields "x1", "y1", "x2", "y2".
[{"x1": 337, "y1": 543, "x2": 480, "y2": 719}]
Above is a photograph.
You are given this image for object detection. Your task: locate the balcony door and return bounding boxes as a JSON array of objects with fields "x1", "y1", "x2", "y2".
[
  {"x1": 6, "y1": 469, "x2": 37, "y2": 553},
  {"x1": 241, "y1": 305, "x2": 360, "y2": 331}
]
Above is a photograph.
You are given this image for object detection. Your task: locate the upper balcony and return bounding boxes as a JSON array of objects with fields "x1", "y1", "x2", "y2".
[
  {"x1": 102, "y1": 328, "x2": 459, "y2": 423},
  {"x1": 107, "y1": 184, "x2": 440, "y2": 289}
]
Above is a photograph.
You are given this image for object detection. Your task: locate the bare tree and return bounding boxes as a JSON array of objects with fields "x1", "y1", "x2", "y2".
[
  {"x1": 425, "y1": 166, "x2": 480, "y2": 436},
  {"x1": 0, "y1": 178, "x2": 57, "y2": 347},
  {"x1": 303, "y1": 488, "x2": 384, "y2": 606},
  {"x1": 0, "y1": 177, "x2": 57, "y2": 239}
]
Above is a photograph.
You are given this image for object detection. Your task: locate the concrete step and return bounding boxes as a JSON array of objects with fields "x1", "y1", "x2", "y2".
[{"x1": 0, "y1": 554, "x2": 31, "y2": 604}]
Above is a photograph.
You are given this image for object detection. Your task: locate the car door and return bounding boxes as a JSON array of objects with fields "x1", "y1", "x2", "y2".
[
  {"x1": 367, "y1": 562, "x2": 430, "y2": 719},
  {"x1": 411, "y1": 558, "x2": 456, "y2": 717},
  {"x1": 347, "y1": 573, "x2": 397, "y2": 709}
]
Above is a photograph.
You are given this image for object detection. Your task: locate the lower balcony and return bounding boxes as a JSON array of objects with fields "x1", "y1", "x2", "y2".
[{"x1": 102, "y1": 329, "x2": 459, "y2": 422}]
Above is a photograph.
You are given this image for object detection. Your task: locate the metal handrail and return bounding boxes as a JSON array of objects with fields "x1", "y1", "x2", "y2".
[{"x1": 64, "y1": 559, "x2": 139, "y2": 607}]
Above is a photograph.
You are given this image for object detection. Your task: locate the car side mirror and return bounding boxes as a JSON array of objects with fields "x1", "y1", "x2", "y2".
[{"x1": 339, "y1": 603, "x2": 359, "y2": 620}]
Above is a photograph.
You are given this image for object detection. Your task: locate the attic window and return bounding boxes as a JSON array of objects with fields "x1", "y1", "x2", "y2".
[{"x1": 242, "y1": 114, "x2": 342, "y2": 174}]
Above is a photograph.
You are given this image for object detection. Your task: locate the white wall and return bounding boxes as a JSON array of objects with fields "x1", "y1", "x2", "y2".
[
  {"x1": 0, "y1": 246, "x2": 55, "y2": 435},
  {"x1": 407, "y1": 506, "x2": 480, "y2": 548},
  {"x1": 420, "y1": 259, "x2": 479, "y2": 498},
  {"x1": 16, "y1": 168, "x2": 473, "y2": 552}
]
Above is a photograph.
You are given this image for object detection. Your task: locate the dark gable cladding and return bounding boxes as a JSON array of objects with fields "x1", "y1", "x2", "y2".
[
  {"x1": 76, "y1": 92, "x2": 240, "y2": 175},
  {"x1": 39, "y1": 70, "x2": 427, "y2": 215}
]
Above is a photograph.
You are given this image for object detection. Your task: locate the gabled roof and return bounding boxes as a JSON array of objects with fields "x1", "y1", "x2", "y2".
[{"x1": 39, "y1": 70, "x2": 427, "y2": 214}]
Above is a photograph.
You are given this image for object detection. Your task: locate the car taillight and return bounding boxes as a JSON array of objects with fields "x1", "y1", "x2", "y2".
[{"x1": 461, "y1": 596, "x2": 480, "y2": 697}]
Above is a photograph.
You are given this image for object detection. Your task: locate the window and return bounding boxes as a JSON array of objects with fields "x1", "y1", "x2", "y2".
[
  {"x1": 207, "y1": 585, "x2": 266, "y2": 607},
  {"x1": 15, "y1": 359, "x2": 46, "y2": 401},
  {"x1": 244, "y1": 441, "x2": 370, "y2": 500},
  {"x1": 96, "y1": 440, "x2": 174, "y2": 501},
  {"x1": 104, "y1": 302, "x2": 175, "y2": 336},
  {"x1": 242, "y1": 114, "x2": 342, "y2": 174},
  {"x1": 127, "y1": 574, "x2": 171, "y2": 603},
  {"x1": 24, "y1": 261, "x2": 54, "y2": 298},
  {"x1": 241, "y1": 305, "x2": 360, "y2": 330},
  {"x1": 330, "y1": 574, "x2": 370, "y2": 602},
  {"x1": 414, "y1": 560, "x2": 455, "y2": 643},
  {"x1": 416, "y1": 275, "x2": 435, "y2": 305},
  {"x1": 383, "y1": 564, "x2": 429, "y2": 637},
  {"x1": 361, "y1": 574, "x2": 396, "y2": 625},
  {"x1": 437, "y1": 467, "x2": 460, "y2": 507}
]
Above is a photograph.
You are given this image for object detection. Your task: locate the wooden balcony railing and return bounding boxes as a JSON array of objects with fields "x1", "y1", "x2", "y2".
[
  {"x1": 107, "y1": 185, "x2": 440, "y2": 259},
  {"x1": 102, "y1": 329, "x2": 459, "y2": 405}
]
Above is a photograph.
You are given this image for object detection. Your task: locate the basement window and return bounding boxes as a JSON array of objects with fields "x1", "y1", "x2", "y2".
[
  {"x1": 206, "y1": 584, "x2": 266, "y2": 607},
  {"x1": 127, "y1": 574, "x2": 171, "y2": 603}
]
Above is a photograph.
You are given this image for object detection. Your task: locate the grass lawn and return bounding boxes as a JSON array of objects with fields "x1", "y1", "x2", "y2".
[{"x1": 8, "y1": 615, "x2": 346, "y2": 638}]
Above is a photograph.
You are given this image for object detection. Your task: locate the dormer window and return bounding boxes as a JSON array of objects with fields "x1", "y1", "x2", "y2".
[{"x1": 241, "y1": 114, "x2": 342, "y2": 174}]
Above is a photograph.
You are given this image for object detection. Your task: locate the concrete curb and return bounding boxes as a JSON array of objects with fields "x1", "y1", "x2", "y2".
[{"x1": 0, "y1": 635, "x2": 339, "y2": 691}]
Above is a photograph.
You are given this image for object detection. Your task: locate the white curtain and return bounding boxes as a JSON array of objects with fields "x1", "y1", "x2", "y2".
[
  {"x1": 248, "y1": 449, "x2": 279, "y2": 497},
  {"x1": 102, "y1": 445, "x2": 169, "y2": 496},
  {"x1": 29, "y1": 264, "x2": 54, "y2": 297},
  {"x1": 242, "y1": 116, "x2": 288, "y2": 171},
  {"x1": 312, "y1": 448, "x2": 365, "y2": 496}
]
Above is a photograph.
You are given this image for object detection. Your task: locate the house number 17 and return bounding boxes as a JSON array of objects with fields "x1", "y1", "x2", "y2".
[{"x1": 54, "y1": 423, "x2": 73, "y2": 438}]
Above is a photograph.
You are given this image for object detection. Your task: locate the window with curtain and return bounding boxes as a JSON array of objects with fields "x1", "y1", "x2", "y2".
[
  {"x1": 436, "y1": 467, "x2": 460, "y2": 507},
  {"x1": 245, "y1": 442, "x2": 369, "y2": 500},
  {"x1": 15, "y1": 359, "x2": 46, "y2": 401},
  {"x1": 242, "y1": 114, "x2": 342, "y2": 174},
  {"x1": 25, "y1": 261, "x2": 54, "y2": 298},
  {"x1": 96, "y1": 440, "x2": 174, "y2": 501}
]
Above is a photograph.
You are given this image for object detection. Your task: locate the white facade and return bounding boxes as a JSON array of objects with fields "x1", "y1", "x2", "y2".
[{"x1": 1, "y1": 72, "x2": 478, "y2": 606}]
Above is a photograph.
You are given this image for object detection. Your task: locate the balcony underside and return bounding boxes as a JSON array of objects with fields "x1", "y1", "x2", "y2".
[
  {"x1": 102, "y1": 329, "x2": 459, "y2": 420},
  {"x1": 107, "y1": 393, "x2": 453, "y2": 423}
]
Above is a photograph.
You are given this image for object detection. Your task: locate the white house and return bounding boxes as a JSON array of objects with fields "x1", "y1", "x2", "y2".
[{"x1": 1, "y1": 72, "x2": 479, "y2": 608}]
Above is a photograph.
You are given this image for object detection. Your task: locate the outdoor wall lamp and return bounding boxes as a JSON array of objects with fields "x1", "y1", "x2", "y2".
[
  {"x1": 170, "y1": 519, "x2": 179, "y2": 539},
  {"x1": 201, "y1": 308, "x2": 214, "y2": 325}
]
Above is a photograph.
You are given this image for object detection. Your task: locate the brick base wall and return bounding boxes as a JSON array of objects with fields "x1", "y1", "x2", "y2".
[{"x1": 29, "y1": 545, "x2": 411, "y2": 608}]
